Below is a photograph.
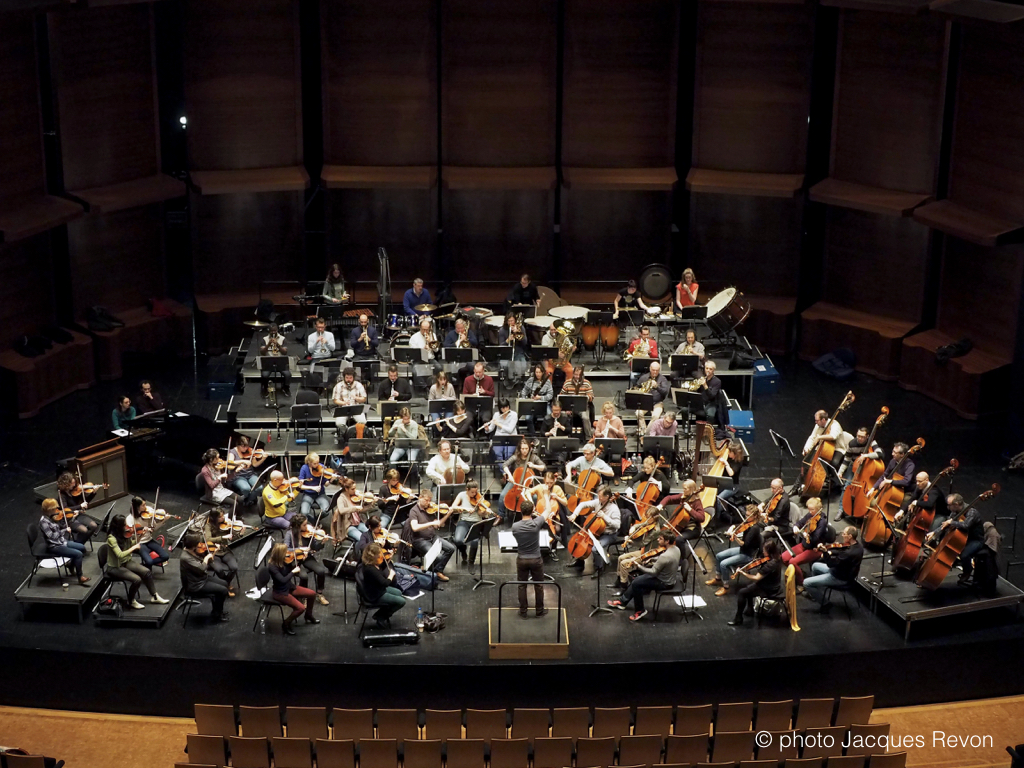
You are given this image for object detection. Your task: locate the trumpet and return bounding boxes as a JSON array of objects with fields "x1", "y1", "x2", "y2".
[
  {"x1": 425, "y1": 330, "x2": 440, "y2": 353},
  {"x1": 359, "y1": 328, "x2": 370, "y2": 346},
  {"x1": 457, "y1": 331, "x2": 471, "y2": 349}
]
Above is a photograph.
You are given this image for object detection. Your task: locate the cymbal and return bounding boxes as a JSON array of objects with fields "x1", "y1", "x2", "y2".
[
  {"x1": 415, "y1": 303, "x2": 438, "y2": 312},
  {"x1": 243, "y1": 320, "x2": 272, "y2": 328}
]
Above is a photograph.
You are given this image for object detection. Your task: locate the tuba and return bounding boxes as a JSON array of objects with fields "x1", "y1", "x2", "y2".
[{"x1": 552, "y1": 318, "x2": 579, "y2": 364}]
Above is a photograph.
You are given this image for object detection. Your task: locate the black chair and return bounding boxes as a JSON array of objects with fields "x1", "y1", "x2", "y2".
[
  {"x1": 96, "y1": 543, "x2": 131, "y2": 601},
  {"x1": 651, "y1": 566, "x2": 686, "y2": 622},
  {"x1": 25, "y1": 523, "x2": 73, "y2": 587},
  {"x1": 353, "y1": 570, "x2": 389, "y2": 638},
  {"x1": 251, "y1": 565, "x2": 287, "y2": 632},
  {"x1": 823, "y1": 581, "x2": 859, "y2": 619},
  {"x1": 195, "y1": 473, "x2": 220, "y2": 512}
]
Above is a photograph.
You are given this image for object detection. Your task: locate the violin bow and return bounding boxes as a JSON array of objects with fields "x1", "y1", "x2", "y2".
[{"x1": 56, "y1": 489, "x2": 73, "y2": 536}]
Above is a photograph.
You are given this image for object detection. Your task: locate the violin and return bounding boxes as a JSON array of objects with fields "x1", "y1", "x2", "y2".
[
  {"x1": 632, "y1": 545, "x2": 666, "y2": 572},
  {"x1": 214, "y1": 458, "x2": 246, "y2": 472},
  {"x1": 732, "y1": 554, "x2": 771, "y2": 580},
  {"x1": 386, "y1": 482, "x2": 414, "y2": 501},
  {"x1": 79, "y1": 482, "x2": 109, "y2": 494},
  {"x1": 125, "y1": 522, "x2": 148, "y2": 540},
  {"x1": 728, "y1": 508, "x2": 764, "y2": 541},
  {"x1": 139, "y1": 506, "x2": 181, "y2": 522},
  {"x1": 218, "y1": 519, "x2": 253, "y2": 533},
  {"x1": 300, "y1": 523, "x2": 334, "y2": 543},
  {"x1": 348, "y1": 491, "x2": 379, "y2": 506},
  {"x1": 310, "y1": 464, "x2": 339, "y2": 480}
]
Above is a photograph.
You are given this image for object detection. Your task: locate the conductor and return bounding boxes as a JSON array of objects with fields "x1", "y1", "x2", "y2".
[{"x1": 511, "y1": 500, "x2": 556, "y2": 618}]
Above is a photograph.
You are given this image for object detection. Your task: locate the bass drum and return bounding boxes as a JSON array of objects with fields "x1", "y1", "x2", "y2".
[
  {"x1": 638, "y1": 263, "x2": 674, "y2": 303},
  {"x1": 483, "y1": 316, "x2": 505, "y2": 345},
  {"x1": 706, "y1": 288, "x2": 752, "y2": 336},
  {"x1": 526, "y1": 315, "x2": 553, "y2": 346},
  {"x1": 581, "y1": 322, "x2": 600, "y2": 350}
]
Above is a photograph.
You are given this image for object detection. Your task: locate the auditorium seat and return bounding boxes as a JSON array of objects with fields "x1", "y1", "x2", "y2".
[
  {"x1": 315, "y1": 739, "x2": 354, "y2": 768},
  {"x1": 488, "y1": 738, "x2": 529, "y2": 768},
  {"x1": 863, "y1": 752, "x2": 906, "y2": 767},
  {"x1": 686, "y1": 168, "x2": 804, "y2": 198},
  {"x1": 510, "y1": 708, "x2": 550, "y2": 741},
  {"x1": 634, "y1": 706, "x2": 674, "y2": 737},
  {"x1": 332, "y1": 709, "x2": 374, "y2": 741},
  {"x1": 239, "y1": 705, "x2": 283, "y2": 738},
  {"x1": 755, "y1": 730, "x2": 799, "y2": 763},
  {"x1": 711, "y1": 731, "x2": 755, "y2": 763},
  {"x1": 714, "y1": 703, "x2": 753, "y2": 734},
  {"x1": 227, "y1": 736, "x2": 270, "y2": 768},
  {"x1": 827, "y1": 756, "x2": 866, "y2": 768},
  {"x1": 358, "y1": 738, "x2": 398, "y2": 768},
  {"x1": 753, "y1": 700, "x2": 793, "y2": 732},
  {"x1": 271, "y1": 737, "x2": 313, "y2": 768},
  {"x1": 552, "y1": 707, "x2": 590, "y2": 740},
  {"x1": 194, "y1": 704, "x2": 237, "y2": 737},
  {"x1": 665, "y1": 734, "x2": 710, "y2": 763},
  {"x1": 834, "y1": 696, "x2": 875, "y2": 727},
  {"x1": 185, "y1": 733, "x2": 227, "y2": 767},
  {"x1": 795, "y1": 699, "x2": 836, "y2": 729},
  {"x1": 782, "y1": 758, "x2": 823, "y2": 768},
  {"x1": 464, "y1": 709, "x2": 508, "y2": 743},
  {"x1": 674, "y1": 705, "x2": 714, "y2": 737},
  {"x1": 845, "y1": 723, "x2": 890, "y2": 757},
  {"x1": 592, "y1": 706, "x2": 631, "y2": 739},
  {"x1": 801, "y1": 727, "x2": 847, "y2": 758},
  {"x1": 0, "y1": 328, "x2": 95, "y2": 419},
  {"x1": 403, "y1": 740, "x2": 442, "y2": 768},
  {"x1": 800, "y1": 302, "x2": 917, "y2": 381},
  {"x1": 618, "y1": 734, "x2": 664, "y2": 766},
  {"x1": 83, "y1": 299, "x2": 192, "y2": 381},
  {"x1": 285, "y1": 707, "x2": 329, "y2": 740},
  {"x1": 575, "y1": 736, "x2": 616, "y2": 768},
  {"x1": 444, "y1": 739, "x2": 485, "y2": 768},
  {"x1": 376, "y1": 708, "x2": 420, "y2": 742},
  {"x1": 424, "y1": 710, "x2": 463, "y2": 741},
  {"x1": 532, "y1": 737, "x2": 573, "y2": 768},
  {"x1": 738, "y1": 760, "x2": 777, "y2": 768}
]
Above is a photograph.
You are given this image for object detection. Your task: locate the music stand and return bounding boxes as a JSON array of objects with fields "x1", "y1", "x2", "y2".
[
  {"x1": 624, "y1": 390, "x2": 654, "y2": 413},
  {"x1": 427, "y1": 399, "x2": 452, "y2": 420},
  {"x1": 679, "y1": 539, "x2": 707, "y2": 622},
  {"x1": 467, "y1": 516, "x2": 499, "y2": 590},
  {"x1": 435, "y1": 483, "x2": 465, "y2": 506},
  {"x1": 769, "y1": 429, "x2": 796, "y2": 484},
  {"x1": 443, "y1": 347, "x2": 475, "y2": 364},
  {"x1": 670, "y1": 354, "x2": 701, "y2": 378},
  {"x1": 291, "y1": 404, "x2": 322, "y2": 444},
  {"x1": 481, "y1": 346, "x2": 513, "y2": 363},
  {"x1": 816, "y1": 457, "x2": 844, "y2": 525},
  {"x1": 510, "y1": 303, "x2": 536, "y2": 319},
  {"x1": 630, "y1": 356, "x2": 656, "y2": 375},
  {"x1": 672, "y1": 390, "x2": 704, "y2": 429},
  {"x1": 393, "y1": 438, "x2": 427, "y2": 463},
  {"x1": 595, "y1": 438, "x2": 626, "y2": 462},
  {"x1": 641, "y1": 436, "x2": 674, "y2": 461},
  {"x1": 346, "y1": 439, "x2": 384, "y2": 464},
  {"x1": 393, "y1": 346, "x2": 423, "y2": 364},
  {"x1": 259, "y1": 355, "x2": 290, "y2": 393},
  {"x1": 547, "y1": 437, "x2": 581, "y2": 456},
  {"x1": 558, "y1": 395, "x2": 589, "y2": 419},
  {"x1": 678, "y1": 305, "x2": 708, "y2": 320},
  {"x1": 588, "y1": 533, "x2": 613, "y2": 617},
  {"x1": 463, "y1": 395, "x2": 493, "y2": 422},
  {"x1": 517, "y1": 399, "x2": 547, "y2": 433},
  {"x1": 623, "y1": 309, "x2": 646, "y2": 326}
]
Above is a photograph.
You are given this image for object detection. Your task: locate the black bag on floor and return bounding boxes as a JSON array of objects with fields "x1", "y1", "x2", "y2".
[{"x1": 96, "y1": 595, "x2": 125, "y2": 618}]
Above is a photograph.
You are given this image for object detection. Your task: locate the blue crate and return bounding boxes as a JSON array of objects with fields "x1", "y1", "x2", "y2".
[
  {"x1": 752, "y1": 358, "x2": 779, "y2": 395},
  {"x1": 730, "y1": 410, "x2": 755, "y2": 442}
]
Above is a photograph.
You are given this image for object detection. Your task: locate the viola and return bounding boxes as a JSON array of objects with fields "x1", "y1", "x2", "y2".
[
  {"x1": 891, "y1": 459, "x2": 958, "y2": 572},
  {"x1": 841, "y1": 406, "x2": 889, "y2": 518},
  {"x1": 631, "y1": 545, "x2": 666, "y2": 573},
  {"x1": 386, "y1": 483, "x2": 414, "y2": 500},
  {"x1": 139, "y1": 506, "x2": 181, "y2": 522},
  {"x1": 862, "y1": 437, "x2": 925, "y2": 547},
  {"x1": 800, "y1": 391, "x2": 854, "y2": 497},
  {"x1": 311, "y1": 464, "x2": 339, "y2": 480},
  {"x1": 567, "y1": 444, "x2": 606, "y2": 513},
  {"x1": 79, "y1": 482, "x2": 109, "y2": 493},
  {"x1": 729, "y1": 507, "x2": 764, "y2": 542}
]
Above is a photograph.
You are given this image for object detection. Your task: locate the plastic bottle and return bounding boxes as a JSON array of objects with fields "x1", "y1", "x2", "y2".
[
  {"x1": 416, "y1": 607, "x2": 424, "y2": 632},
  {"x1": 260, "y1": 616, "x2": 266, "y2": 635}
]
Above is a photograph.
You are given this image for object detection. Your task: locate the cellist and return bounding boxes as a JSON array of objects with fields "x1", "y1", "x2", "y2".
[
  {"x1": 566, "y1": 485, "x2": 620, "y2": 577},
  {"x1": 802, "y1": 410, "x2": 848, "y2": 471},
  {"x1": 498, "y1": 438, "x2": 546, "y2": 526},
  {"x1": 658, "y1": 479, "x2": 705, "y2": 546},
  {"x1": 526, "y1": 472, "x2": 570, "y2": 556},
  {"x1": 624, "y1": 456, "x2": 670, "y2": 528},
  {"x1": 564, "y1": 443, "x2": 614, "y2": 487}
]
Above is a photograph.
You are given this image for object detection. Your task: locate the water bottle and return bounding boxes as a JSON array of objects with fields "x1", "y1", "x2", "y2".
[
  {"x1": 416, "y1": 607, "x2": 424, "y2": 632},
  {"x1": 260, "y1": 616, "x2": 266, "y2": 635}
]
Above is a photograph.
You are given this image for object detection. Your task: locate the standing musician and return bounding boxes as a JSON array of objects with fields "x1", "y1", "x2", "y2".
[
  {"x1": 105, "y1": 514, "x2": 170, "y2": 609},
  {"x1": 512, "y1": 500, "x2": 556, "y2": 617},
  {"x1": 358, "y1": 543, "x2": 408, "y2": 629},
  {"x1": 561, "y1": 366, "x2": 595, "y2": 439},
  {"x1": 505, "y1": 273, "x2": 540, "y2": 313},
  {"x1": 407, "y1": 490, "x2": 455, "y2": 581},
  {"x1": 403, "y1": 277, "x2": 431, "y2": 317},
  {"x1": 565, "y1": 443, "x2": 615, "y2": 488},
  {"x1": 349, "y1": 314, "x2": 379, "y2": 358},
  {"x1": 658, "y1": 479, "x2": 705, "y2": 546},
  {"x1": 608, "y1": 530, "x2": 680, "y2": 623},
  {"x1": 410, "y1": 318, "x2": 440, "y2": 363},
  {"x1": 297, "y1": 453, "x2": 333, "y2": 518},
  {"x1": 926, "y1": 493, "x2": 985, "y2": 586},
  {"x1": 266, "y1": 543, "x2": 319, "y2": 635},
  {"x1": 452, "y1": 480, "x2": 494, "y2": 565},
  {"x1": 896, "y1": 472, "x2": 946, "y2": 533},
  {"x1": 871, "y1": 442, "x2": 915, "y2": 495},
  {"x1": 444, "y1": 318, "x2": 479, "y2": 349},
  {"x1": 437, "y1": 401, "x2": 475, "y2": 441},
  {"x1": 675, "y1": 268, "x2": 699, "y2": 310},
  {"x1": 331, "y1": 368, "x2": 368, "y2": 436},
  {"x1": 388, "y1": 407, "x2": 422, "y2": 465},
  {"x1": 284, "y1": 513, "x2": 330, "y2": 606},
  {"x1": 803, "y1": 526, "x2": 864, "y2": 612},
  {"x1": 499, "y1": 438, "x2": 547, "y2": 525},
  {"x1": 377, "y1": 364, "x2": 413, "y2": 405},
  {"x1": 613, "y1": 279, "x2": 650, "y2": 320},
  {"x1": 463, "y1": 361, "x2": 495, "y2": 397},
  {"x1": 760, "y1": 478, "x2": 792, "y2": 530},
  {"x1": 780, "y1": 497, "x2": 833, "y2": 585},
  {"x1": 378, "y1": 469, "x2": 415, "y2": 529},
  {"x1": 203, "y1": 507, "x2": 241, "y2": 592},
  {"x1": 332, "y1": 477, "x2": 373, "y2": 543},
  {"x1": 307, "y1": 317, "x2": 336, "y2": 361},
  {"x1": 133, "y1": 380, "x2": 165, "y2": 415},
  {"x1": 634, "y1": 360, "x2": 671, "y2": 426},
  {"x1": 112, "y1": 395, "x2": 136, "y2": 430},
  {"x1": 567, "y1": 485, "x2": 620, "y2": 577},
  {"x1": 128, "y1": 496, "x2": 170, "y2": 570},
  {"x1": 674, "y1": 328, "x2": 706, "y2": 361},
  {"x1": 708, "y1": 504, "x2": 764, "y2": 597},
  {"x1": 226, "y1": 436, "x2": 261, "y2": 505},
  {"x1": 593, "y1": 401, "x2": 627, "y2": 441},
  {"x1": 527, "y1": 471, "x2": 571, "y2": 554},
  {"x1": 646, "y1": 410, "x2": 677, "y2": 437},
  {"x1": 713, "y1": 441, "x2": 746, "y2": 524},
  {"x1": 499, "y1": 313, "x2": 531, "y2": 362},
  {"x1": 425, "y1": 439, "x2": 471, "y2": 487},
  {"x1": 697, "y1": 360, "x2": 723, "y2": 426},
  {"x1": 200, "y1": 448, "x2": 237, "y2": 505},
  {"x1": 728, "y1": 538, "x2": 783, "y2": 627},
  {"x1": 542, "y1": 400, "x2": 572, "y2": 438},
  {"x1": 55, "y1": 472, "x2": 100, "y2": 543},
  {"x1": 39, "y1": 499, "x2": 89, "y2": 585},
  {"x1": 323, "y1": 263, "x2": 348, "y2": 304},
  {"x1": 262, "y1": 471, "x2": 299, "y2": 530},
  {"x1": 180, "y1": 533, "x2": 230, "y2": 622},
  {"x1": 802, "y1": 409, "x2": 849, "y2": 471},
  {"x1": 839, "y1": 426, "x2": 883, "y2": 480}
]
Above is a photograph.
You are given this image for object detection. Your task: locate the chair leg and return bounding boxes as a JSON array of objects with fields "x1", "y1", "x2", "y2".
[
  {"x1": 182, "y1": 595, "x2": 193, "y2": 627},
  {"x1": 252, "y1": 604, "x2": 265, "y2": 633}
]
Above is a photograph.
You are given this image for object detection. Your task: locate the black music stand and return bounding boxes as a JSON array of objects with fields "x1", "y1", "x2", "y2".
[
  {"x1": 769, "y1": 429, "x2": 796, "y2": 486},
  {"x1": 481, "y1": 346, "x2": 513, "y2": 363},
  {"x1": 558, "y1": 395, "x2": 590, "y2": 437},
  {"x1": 427, "y1": 399, "x2": 452, "y2": 421},
  {"x1": 517, "y1": 399, "x2": 547, "y2": 434},
  {"x1": 510, "y1": 303, "x2": 536, "y2": 319},
  {"x1": 670, "y1": 354, "x2": 701, "y2": 378},
  {"x1": 291, "y1": 404, "x2": 322, "y2": 445},
  {"x1": 464, "y1": 395, "x2": 493, "y2": 428},
  {"x1": 588, "y1": 310, "x2": 615, "y2": 369},
  {"x1": 679, "y1": 538, "x2": 707, "y2": 623},
  {"x1": 588, "y1": 534, "x2": 613, "y2": 618},
  {"x1": 259, "y1": 356, "x2": 290, "y2": 394},
  {"x1": 442, "y1": 347, "x2": 475, "y2": 364},
  {"x1": 467, "y1": 516, "x2": 499, "y2": 590},
  {"x1": 346, "y1": 438, "x2": 384, "y2": 465},
  {"x1": 547, "y1": 437, "x2": 581, "y2": 456},
  {"x1": 393, "y1": 345, "x2": 424, "y2": 365},
  {"x1": 436, "y1": 483, "x2": 465, "y2": 506},
  {"x1": 817, "y1": 457, "x2": 844, "y2": 522},
  {"x1": 379, "y1": 401, "x2": 406, "y2": 421},
  {"x1": 678, "y1": 305, "x2": 707, "y2": 321},
  {"x1": 641, "y1": 436, "x2": 674, "y2": 463},
  {"x1": 624, "y1": 391, "x2": 654, "y2": 413},
  {"x1": 393, "y1": 438, "x2": 427, "y2": 466},
  {"x1": 622, "y1": 309, "x2": 646, "y2": 327},
  {"x1": 630, "y1": 356, "x2": 657, "y2": 376},
  {"x1": 490, "y1": 435, "x2": 521, "y2": 464}
]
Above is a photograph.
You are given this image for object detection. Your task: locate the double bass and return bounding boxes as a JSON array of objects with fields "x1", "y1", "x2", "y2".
[
  {"x1": 891, "y1": 459, "x2": 958, "y2": 572},
  {"x1": 841, "y1": 406, "x2": 889, "y2": 518},
  {"x1": 862, "y1": 438, "x2": 925, "y2": 547},
  {"x1": 800, "y1": 391, "x2": 855, "y2": 497},
  {"x1": 915, "y1": 485, "x2": 999, "y2": 590}
]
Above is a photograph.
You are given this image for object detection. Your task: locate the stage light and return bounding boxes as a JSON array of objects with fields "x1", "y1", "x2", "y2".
[{"x1": 179, "y1": 116, "x2": 188, "y2": 128}]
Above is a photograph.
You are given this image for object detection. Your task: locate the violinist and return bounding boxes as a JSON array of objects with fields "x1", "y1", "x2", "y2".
[
  {"x1": 567, "y1": 485, "x2": 620, "y2": 577},
  {"x1": 425, "y1": 440, "x2": 471, "y2": 487},
  {"x1": 355, "y1": 515, "x2": 384, "y2": 559},
  {"x1": 307, "y1": 316, "x2": 336, "y2": 361},
  {"x1": 780, "y1": 497, "x2": 833, "y2": 585},
  {"x1": 408, "y1": 490, "x2": 455, "y2": 581},
  {"x1": 358, "y1": 543, "x2": 408, "y2": 629},
  {"x1": 133, "y1": 380, "x2": 165, "y2": 415},
  {"x1": 388, "y1": 408, "x2": 422, "y2": 465},
  {"x1": 266, "y1": 543, "x2": 319, "y2": 635},
  {"x1": 675, "y1": 268, "x2": 699, "y2": 310},
  {"x1": 105, "y1": 514, "x2": 169, "y2": 610},
  {"x1": 565, "y1": 443, "x2": 614, "y2": 487},
  {"x1": 261, "y1": 470, "x2": 298, "y2": 530},
  {"x1": 378, "y1": 469, "x2": 414, "y2": 528},
  {"x1": 728, "y1": 538, "x2": 783, "y2": 627},
  {"x1": 802, "y1": 410, "x2": 848, "y2": 470},
  {"x1": 614, "y1": 468, "x2": 671, "y2": 592},
  {"x1": 708, "y1": 504, "x2": 763, "y2": 597},
  {"x1": 463, "y1": 361, "x2": 495, "y2": 397},
  {"x1": 38, "y1": 499, "x2": 89, "y2": 585},
  {"x1": 804, "y1": 527, "x2": 863, "y2": 612},
  {"x1": 128, "y1": 496, "x2": 170, "y2": 570},
  {"x1": 499, "y1": 438, "x2": 546, "y2": 525},
  {"x1": 452, "y1": 480, "x2": 493, "y2": 565},
  {"x1": 55, "y1": 472, "x2": 99, "y2": 543},
  {"x1": 349, "y1": 313, "x2": 379, "y2": 358},
  {"x1": 896, "y1": 472, "x2": 945, "y2": 533},
  {"x1": 926, "y1": 494, "x2": 985, "y2": 586},
  {"x1": 227, "y1": 436, "x2": 260, "y2": 504},
  {"x1": 512, "y1": 500, "x2": 557, "y2": 617},
  {"x1": 203, "y1": 507, "x2": 240, "y2": 591},
  {"x1": 760, "y1": 478, "x2": 792, "y2": 529},
  {"x1": 332, "y1": 476, "x2": 372, "y2": 543},
  {"x1": 593, "y1": 401, "x2": 626, "y2": 441},
  {"x1": 201, "y1": 448, "x2": 237, "y2": 505},
  {"x1": 437, "y1": 401, "x2": 475, "y2": 441},
  {"x1": 112, "y1": 395, "x2": 136, "y2": 430},
  {"x1": 297, "y1": 453, "x2": 334, "y2": 518},
  {"x1": 673, "y1": 328, "x2": 705, "y2": 361},
  {"x1": 713, "y1": 441, "x2": 745, "y2": 525},
  {"x1": 608, "y1": 530, "x2": 679, "y2": 623},
  {"x1": 180, "y1": 533, "x2": 229, "y2": 622},
  {"x1": 284, "y1": 513, "x2": 329, "y2": 606},
  {"x1": 658, "y1": 479, "x2": 705, "y2": 546}
]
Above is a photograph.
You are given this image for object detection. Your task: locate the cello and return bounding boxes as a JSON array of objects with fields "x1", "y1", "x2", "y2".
[
  {"x1": 567, "y1": 444, "x2": 605, "y2": 513},
  {"x1": 862, "y1": 438, "x2": 925, "y2": 547},
  {"x1": 566, "y1": 491, "x2": 617, "y2": 560},
  {"x1": 503, "y1": 440, "x2": 540, "y2": 516},
  {"x1": 915, "y1": 485, "x2": 999, "y2": 590},
  {"x1": 891, "y1": 459, "x2": 958, "y2": 572},
  {"x1": 842, "y1": 406, "x2": 889, "y2": 518},
  {"x1": 800, "y1": 391, "x2": 855, "y2": 497}
]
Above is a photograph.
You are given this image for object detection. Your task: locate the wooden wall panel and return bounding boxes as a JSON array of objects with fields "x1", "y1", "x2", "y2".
[
  {"x1": 561, "y1": 190, "x2": 672, "y2": 277},
  {"x1": 322, "y1": 0, "x2": 436, "y2": 166},
  {"x1": 688, "y1": 194, "x2": 801, "y2": 298},
  {"x1": 831, "y1": 12, "x2": 945, "y2": 194},
  {"x1": 326, "y1": 189, "x2": 437, "y2": 283},
  {"x1": 693, "y1": 3, "x2": 813, "y2": 174},
  {"x1": 0, "y1": 13, "x2": 45, "y2": 207},
  {"x1": 50, "y1": 4, "x2": 159, "y2": 191},
  {"x1": 822, "y1": 208, "x2": 929, "y2": 323},
  {"x1": 184, "y1": 0, "x2": 302, "y2": 171},
  {"x1": 191, "y1": 191, "x2": 304, "y2": 290},
  {"x1": 937, "y1": 239, "x2": 1023, "y2": 359},
  {"x1": 949, "y1": 25, "x2": 1024, "y2": 222},
  {"x1": 441, "y1": 0, "x2": 557, "y2": 167},
  {"x1": 562, "y1": 0, "x2": 678, "y2": 168},
  {"x1": 67, "y1": 205, "x2": 165, "y2": 316},
  {"x1": 442, "y1": 191, "x2": 553, "y2": 280},
  {"x1": 0, "y1": 236, "x2": 55, "y2": 339}
]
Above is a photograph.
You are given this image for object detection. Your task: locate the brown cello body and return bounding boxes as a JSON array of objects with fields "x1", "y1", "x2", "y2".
[
  {"x1": 842, "y1": 407, "x2": 889, "y2": 518},
  {"x1": 566, "y1": 508, "x2": 607, "y2": 560},
  {"x1": 915, "y1": 485, "x2": 999, "y2": 590},
  {"x1": 862, "y1": 438, "x2": 925, "y2": 547},
  {"x1": 800, "y1": 392, "x2": 855, "y2": 497},
  {"x1": 891, "y1": 460, "x2": 957, "y2": 571}
]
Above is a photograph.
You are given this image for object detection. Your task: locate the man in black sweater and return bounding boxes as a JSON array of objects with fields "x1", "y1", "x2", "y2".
[
  {"x1": 927, "y1": 493, "x2": 986, "y2": 585},
  {"x1": 803, "y1": 526, "x2": 864, "y2": 612},
  {"x1": 180, "y1": 533, "x2": 229, "y2": 622}
]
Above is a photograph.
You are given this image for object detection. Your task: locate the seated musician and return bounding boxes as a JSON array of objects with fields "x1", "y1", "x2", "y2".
[
  {"x1": 438, "y1": 401, "x2": 475, "y2": 441},
  {"x1": 105, "y1": 514, "x2": 170, "y2": 609},
  {"x1": 708, "y1": 504, "x2": 763, "y2": 597},
  {"x1": 646, "y1": 410, "x2": 677, "y2": 437},
  {"x1": 452, "y1": 480, "x2": 494, "y2": 565},
  {"x1": 926, "y1": 493, "x2": 985, "y2": 586},
  {"x1": 565, "y1": 443, "x2": 614, "y2": 490},
  {"x1": 203, "y1": 507, "x2": 241, "y2": 593},
  {"x1": 483, "y1": 398, "x2": 519, "y2": 463},
  {"x1": 425, "y1": 439, "x2": 471, "y2": 487},
  {"x1": 697, "y1": 361, "x2": 724, "y2": 426},
  {"x1": 839, "y1": 426, "x2": 883, "y2": 480},
  {"x1": 377, "y1": 364, "x2": 413, "y2": 405},
  {"x1": 284, "y1": 513, "x2": 330, "y2": 606},
  {"x1": 560, "y1": 365, "x2": 594, "y2": 439},
  {"x1": 443, "y1": 318, "x2": 478, "y2": 349},
  {"x1": 527, "y1": 471, "x2": 570, "y2": 555},
  {"x1": 760, "y1": 478, "x2": 792, "y2": 531},
  {"x1": 729, "y1": 538, "x2": 783, "y2": 626},
  {"x1": 388, "y1": 407, "x2": 422, "y2": 465},
  {"x1": 331, "y1": 368, "x2": 368, "y2": 437},
  {"x1": 627, "y1": 456, "x2": 670, "y2": 506},
  {"x1": 659, "y1": 479, "x2": 705, "y2": 546},
  {"x1": 634, "y1": 360, "x2": 670, "y2": 425},
  {"x1": 112, "y1": 395, "x2": 136, "y2": 430},
  {"x1": 201, "y1": 449, "x2": 237, "y2": 505},
  {"x1": 567, "y1": 485, "x2": 620, "y2": 577},
  {"x1": 803, "y1": 526, "x2": 864, "y2": 612},
  {"x1": 673, "y1": 328, "x2": 705, "y2": 361},
  {"x1": 323, "y1": 263, "x2": 348, "y2": 304},
  {"x1": 498, "y1": 438, "x2": 547, "y2": 525},
  {"x1": 128, "y1": 496, "x2": 170, "y2": 570},
  {"x1": 713, "y1": 440, "x2": 746, "y2": 524},
  {"x1": 406, "y1": 490, "x2": 455, "y2": 581},
  {"x1": 802, "y1": 409, "x2": 848, "y2": 474},
  {"x1": 267, "y1": 543, "x2": 319, "y2": 635},
  {"x1": 780, "y1": 497, "x2": 833, "y2": 586},
  {"x1": 39, "y1": 499, "x2": 89, "y2": 585},
  {"x1": 358, "y1": 542, "x2": 408, "y2": 629},
  {"x1": 332, "y1": 476, "x2": 372, "y2": 543},
  {"x1": 505, "y1": 273, "x2": 540, "y2": 314},
  {"x1": 542, "y1": 400, "x2": 572, "y2": 439},
  {"x1": 355, "y1": 515, "x2": 383, "y2": 560},
  {"x1": 349, "y1": 314, "x2": 379, "y2": 358},
  {"x1": 262, "y1": 471, "x2": 299, "y2": 530},
  {"x1": 896, "y1": 472, "x2": 946, "y2": 533},
  {"x1": 608, "y1": 529, "x2": 679, "y2": 623},
  {"x1": 409, "y1": 319, "x2": 440, "y2": 363},
  {"x1": 463, "y1": 361, "x2": 495, "y2": 397},
  {"x1": 499, "y1": 313, "x2": 530, "y2": 363},
  {"x1": 675, "y1": 268, "x2": 699, "y2": 311},
  {"x1": 378, "y1": 470, "x2": 415, "y2": 529},
  {"x1": 427, "y1": 371, "x2": 458, "y2": 435},
  {"x1": 55, "y1": 472, "x2": 99, "y2": 543},
  {"x1": 521, "y1": 363, "x2": 553, "y2": 406},
  {"x1": 593, "y1": 400, "x2": 626, "y2": 442},
  {"x1": 180, "y1": 533, "x2": 230, "y2": 622},
  {"x1": 871, "y1": 442, "x2": 915, "y2": 496},
  {"x1": 133, "y1": 380, "x2": 165, "y2": 415},
  {"x1": 297, "y1": 453, "x2": 333, "y2": 518},
  {"x1": 307, "y1": 317, "x2": 336, "y2": 361},
  {"x1": 403, "y1": 278, "x2": 431, "y2": 316},
  {"x1": 626, "y1": 326, "x2": 657, "y2": 389},
  {"x1": 541, "y1": 324, "x2": 559, "y2": 348},
  {"x1": 613, "y1": 502, "x2": 665, "y2": 594},
  {"x1": 228, "y1": 436, "x2": 264, "y2": 506},
  {"x1": 613, "y1": 279, "x2": 649, "y2": 320}
]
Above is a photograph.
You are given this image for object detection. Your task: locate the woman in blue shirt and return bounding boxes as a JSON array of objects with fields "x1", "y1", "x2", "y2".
[{"x1": 112, "y1": 396, "x2": 136, "y2": 429}]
